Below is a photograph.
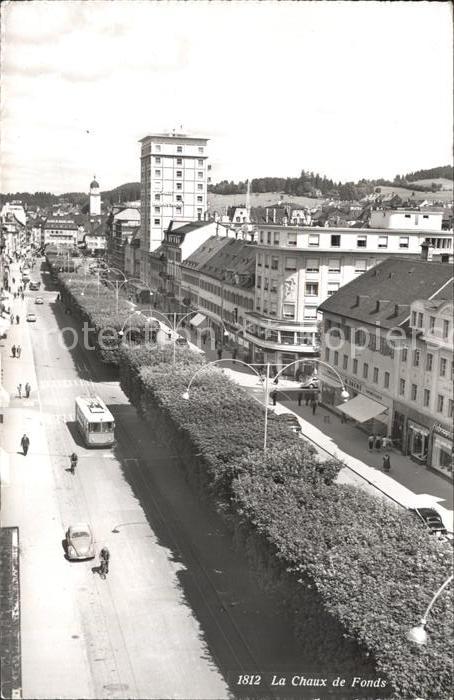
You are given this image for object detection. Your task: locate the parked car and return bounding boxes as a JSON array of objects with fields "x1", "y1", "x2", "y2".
[
  {"x1": 409, "y1": 507, "x2": 448, "y2": 535},
  {"x1": 277, "y1": 412, "x2": 302, "y2": 434},
  {"x1": 35, "y1": 297, "x2": 44, "y2": 305},
  {"x1": 29, "y1": 282, "x2": 40, "y2": 291},
  {"x1": 175, "y1": 336, "x2": 188, "y2": 346},
  {"x1": 26, "y1": 312, "x2": 37, "y2": 322},
  {"x1": 65, "y1": 523, "x2": 96, "y2": 561}
]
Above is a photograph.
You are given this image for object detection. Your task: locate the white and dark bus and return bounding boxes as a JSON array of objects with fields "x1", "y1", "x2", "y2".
[{"x1": 75, "y1": 396, "x2": 115, "y2": 447}]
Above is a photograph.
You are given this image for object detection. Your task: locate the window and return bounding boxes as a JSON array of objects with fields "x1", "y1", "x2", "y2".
[
  {"x1": 154, "y1": 206, "x2": 160, "y2": 213},
  {"x1": 343, "y1": 354, "x2": 348, "y2": 370},
  {"x1": 176, "y1": 170, "x2": 182, "y2": 177},
  {"x1": 155, "y1": 144, "x2": 161, "y2": 152},
  {"x1": 373, "y1": 367, "x2": 379, "y2": 383},
  {"x1": 401, "y1": 348, "x2": 407, "y2": 362},
  {"x1": 333, "y1": 351, "x2": 339, "y2": 366},
  {"x1": 443, "y1": 320, "x2": 449, "y2": 338},
  {"x1": 256, "y1": 275, "x2": 261, "y2": 289},
  {"x1": 198, "y1": 146, "x2": 204, "y2": 153},
  {"x1": 267, "y1": 231, "x2": 272, "y2": 244},
  {"x1": 308, "y1": 234, "x2": 319, "y2": 246},
  {"x1": 271, "y1": 257, "x2": 279, "y2": 270},
  {"x1": 429, "y1": 316, "x2": 435, "y2": 332},
  {"x1": 288, "y1": 232, "x2": 297, "y2": 246},
  {"x1": 357, "y1": 235, "x2": 367, "y2": 248},
  {"x1": 155, "y1": 157, "x2": 161, "y2": 164},
  {"x1": 325, "y1": 348, "x2": 330, "y2": 362},
  {"x1": 176, "y1": 182, "x2": 182, "y2": 190},
  {"x1": 355, "y1": 259, "x2": 366, "y2": 272},
  {"x1": 285, "y1": 257, "x2": 297, "y2": 271},
  {"x1": 283, "y1": 303, "x2": 295, "y2": 319},
  {"x1": 413, "y1": 350, "x2": 420, "y2": 367},
  {"x1": 306, "y1": 258, "x2": 319, "y2": 272},
  {"x1": 198, "y1": 159, "x2": 203, "y2": 167},
  {"x1": 273, "y1": 232, "x2": 280, "y2": 245},
  {"x1": 176, "y1": 158, "x2": 182, "y2": 165},
  {"x1": 264, "y1": 255, "x2": 270, "y2": 268},
  {"x1": 411, "y1": 384, "x2": 417, "y2": 401},
  {"x1": 270, "y1": 302, "x2": 277, "y2": 316},
  {"x1": 331, "y1": 234, "x2": 340, "y2": 247},
  {"x1": 328, "y1": 258, "x2": 340, "y2": 273},
  {"x1": 384, "y1": 371, "x2": 390, "y2": 388},
  {"x1": 263, "y1": 279, "x2": 269, "y2": 291},
  {"x1": 399, "y1": 236, "x2": 409, "y2": 249},
  {"x1": 197, "y1": 208, "x2": 202, "y2": 218},
  {"x1": 305, "y1": 282, "x2": 319, "y2": 296},
  {"x1": 417, "y1": 312, "x2": 423, "y2": 328},
  {"x1": 426, "y1": 353, "x2": 433, "y2": 371},
  {"x1": 177, "y1": 146, "x2": 183, "y2": 153},
  {"x1": 378, "y1": 235, "x2": 388, "y2": 248},
  {"x1": 327, "y1": 282, "x2": 339, "y2": 296},
  {"x1": 176, "y1": 206, "x2": 182, "y2": 214},
  {"x1": 399, "y1": 378, "x2": 406, "y2": 396},
  {"x1": 411, "y1": 311, "x2": 417, "y2": 326},
  {"x1": 304, "y1": 306, "x2": 317, "y2": 319},
  {"x1": 154, "y1": 169, "x2": 161, "y2": 177},
  {"x1": 270, "y1": 278, "x2": 278, "y2": 292},
  {"x1": 257, "y1": 254, "x2": 262, "y2": 267},
  {"x1": 440, "y1": 358, "x2": 447, "y2": 377},
  {"x1": 154, "y1": 194, "x2": 161, "y2": 201},
  {"x1": 448, "y1": 399, "x2": 453, "y2": 418},
  {"x1": 363, "y1": 363, "x2": 369, "y2": 379},
  {"x1": 353, "y1": 358, "x2": 358, "y2": 375},
  {"x1": 197, "y1": 184, "x2": 203, "y2": 190},
  {"x1": 154, "y1": 218, "x2": 161, "y2": 225},
  {"x1": 437, "y1": 395, "x2": 444, "y2": 413},
  {"x1": 423, "y1": 389, "x2": 430, "y2": 407},
  {"x1": 197, "y1": 196, "x2": 203, "y2": 203},
  {"x1": 198, "y1": 172, "x2": 204, "y2": 178},
  {"x1": 176, "y1": 195, "x2": 182, "y2": 202}
]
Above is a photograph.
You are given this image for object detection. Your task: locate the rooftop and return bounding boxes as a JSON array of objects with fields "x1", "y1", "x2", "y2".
[{"x1": 318, "y1": 257, "x2": 454, "y2": 328}]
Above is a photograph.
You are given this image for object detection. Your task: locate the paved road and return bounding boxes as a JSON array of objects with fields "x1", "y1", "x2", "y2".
[{"x1": 3, "y1": 262, "x2": 369, "y2": 699}]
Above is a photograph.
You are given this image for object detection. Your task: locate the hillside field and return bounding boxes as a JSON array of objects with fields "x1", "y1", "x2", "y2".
[
  {"x1": 376, "y1": 185, "x2": 453, "y2": 203},
  {"x1": 207, "y1": 191, "x2": 322, "y2": 213},
  {"x1": 409, "y1": 177, "x2": 453, "y2": 191}
]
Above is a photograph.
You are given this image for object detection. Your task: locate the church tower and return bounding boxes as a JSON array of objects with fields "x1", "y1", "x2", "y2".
[{"x1": 89, "y1": 176, "x2": 101, "y2": 216}]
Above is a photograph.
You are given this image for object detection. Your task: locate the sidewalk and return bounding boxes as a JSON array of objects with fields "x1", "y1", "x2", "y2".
[{"x1": 221, "y1": 365, "x2": 454, "y2": 533}]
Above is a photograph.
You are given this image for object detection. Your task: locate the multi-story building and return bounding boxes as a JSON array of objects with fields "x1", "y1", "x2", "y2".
[
  {"x1": 241, "y1": 223, "x2": 453, "y2": 370},
  {"x1": 42, "y1": 217, "x2": 79, "y2": 247},
  {"x1": 139, "y1": 132, "x2": 209, "y2": 255},
  {"x1": 106, "y1": 207, "x2": 141, "y2": 271},
  {"x1": 369, "y1": 208, "x2": 444, "y2": 231},
  {"x1": 318, "y1": 257, "x2": 453, "y2": 479}
]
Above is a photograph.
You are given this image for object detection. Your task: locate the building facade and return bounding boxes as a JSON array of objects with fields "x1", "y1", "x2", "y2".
[
  {"x1": 369, "y1": 208, "x2": 444, "y2": 232},
  {"x1": 139, "y1": 132, "x2": 209, "y2": 254},
  {"x1": 318, "y1": 257, "x2": 453, "y2": 480},
  {"x1": 241, "y1": 224, "x2": 453, "y2": 370},
  {"x1": 106, "y1": 207, "x2": 141, "y2": 272},
  {"x1": 42, "y1": 217, "x2": 79, "y2": 247}
]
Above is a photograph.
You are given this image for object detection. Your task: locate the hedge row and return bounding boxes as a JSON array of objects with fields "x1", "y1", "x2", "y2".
[{"x1": 119, "y1": 344, "x2": 453, "y2": 699}]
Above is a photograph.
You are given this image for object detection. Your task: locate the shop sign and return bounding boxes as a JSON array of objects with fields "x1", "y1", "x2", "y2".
[
  {"x1": 364, "y1": 387, "x2": 385, "y2": 402},
  {"x1": 407, "y1": 419, "x2": 430, "y2": 437},
  {"x1": 345, "y1": 377, "x2": 362, "y2": 393},
  {"x1": 433, "y1": 423, "x2": 454, "y2": 440}
]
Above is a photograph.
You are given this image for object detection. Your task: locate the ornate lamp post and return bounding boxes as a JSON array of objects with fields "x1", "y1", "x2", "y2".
[{"x1": 407, "y1": 573, "x2": 453, "y2": 645}]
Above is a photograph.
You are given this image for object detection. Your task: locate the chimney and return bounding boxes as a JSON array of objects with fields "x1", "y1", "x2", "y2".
[
  {"x1": 352, "y1": 293, "x2": 369, "y2": 308},
  {"x1": 391, "y1": 303, "x2": 409, "y2": 317},
  {"x1": 374, "y1": 299, "x2": 390, "y2": 312},
  {"x1": 421, "y1": 241, "x2": 434, "y2": 262}
]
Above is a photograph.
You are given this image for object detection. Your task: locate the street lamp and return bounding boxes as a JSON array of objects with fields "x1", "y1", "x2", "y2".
[{"x1": 407, "y1": 573, "x2": 453, "y2": 645}]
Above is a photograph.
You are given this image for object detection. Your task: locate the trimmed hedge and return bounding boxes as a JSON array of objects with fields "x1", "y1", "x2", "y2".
[{"x1": 119, "y1": 344, "x2": 454, "y2": 699}]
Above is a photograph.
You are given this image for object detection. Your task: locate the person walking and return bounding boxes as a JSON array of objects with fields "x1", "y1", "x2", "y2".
[
  {"x1": 11, "y1": 344, "x2": 16, "y2": 358},
  {"x1": 69, "y1": 452, "x2": 78, "y2": 474},
  {"x1": 21, "y1": 292, "x2": 24, "y2": 301},
  {"x1": 271, "y1": 389, "x2": 278, "y2": 406},
  {"x1": 374, "y1": 435, "x2": 382, "y2": 451},
  {"x1": 16, "y1": 345, "x2": 21, "y2": 359},
  {"x1": 382, "y1": 454, "x2": 391, "y2": 473},
  {"x1": 217, "y1": 348, "x2": 223, "y2": 360},
  {"x1": 368, "y1": 434, "x2": 375, "y2": 451},
  {"x1": 10, "y1": 313, "x2": 14, "y2": 325},
  {"x1": 297, "y1": 391, "x2": 303, "y2": 407},
  {"x1": 16, "y1": 314, "x2": 20, "y2": 324},
  {"x1": 20, "y1": 434, "x2": 30, "y2": 455},
  {"x1": 311, "y1": 398, "x2": 318, "y2": 415},
  {"x1": 17, "y1": 383, "x2": 22, "y2": 398},
  {"x1": 24, "y1": 382, "x2": 31, "y2": 398}
]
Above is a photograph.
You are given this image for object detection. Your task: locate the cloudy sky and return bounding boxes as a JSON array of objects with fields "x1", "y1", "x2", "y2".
[{"x1": 1, "y1": 1, "x2": 452, "y2": 195}]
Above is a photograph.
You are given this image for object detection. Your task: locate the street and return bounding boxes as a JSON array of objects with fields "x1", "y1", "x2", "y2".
[{"x1": 1, "y1": 261, "x2": 334, "y2": 700}]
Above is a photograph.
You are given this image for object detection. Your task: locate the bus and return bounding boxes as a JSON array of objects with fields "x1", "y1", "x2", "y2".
[{"x1": 75, "y1": 396, "x2": 115, "y2": 447}]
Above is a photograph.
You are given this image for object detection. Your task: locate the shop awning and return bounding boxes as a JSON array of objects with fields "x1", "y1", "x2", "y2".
[
  {"x1": 338, "y1": 395, "x2": 388, "y2": 423},
  {"x1": 189, "y1": 313, "x2": 207, "y2": 328}
]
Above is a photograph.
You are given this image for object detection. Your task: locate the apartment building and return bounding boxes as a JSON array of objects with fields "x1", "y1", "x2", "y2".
[
  {"x1": 42, "y1": 217, "x2": 79, "y2": 247},
  {"x1": 318, "y1": 257, "x2": 453, "y2": 479},
  {"x1": 242, "y1": 223, "x2": 453, "y2": 370},
  {"x1": 369, "y1": 208, "x2": 444, "y2": 231},
  {"x1": 106, "y1": 207, "x2": 140, "y2": 271},
  {"x1": 139, "y1": 132, "x2": 209, "y2": 255}
]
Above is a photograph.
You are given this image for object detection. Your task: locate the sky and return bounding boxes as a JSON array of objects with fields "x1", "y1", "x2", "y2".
[{"x1": 0, "y1": 1, "x2": 452, "y2": 195}]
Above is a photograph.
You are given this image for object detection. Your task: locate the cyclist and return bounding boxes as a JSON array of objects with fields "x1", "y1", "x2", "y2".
[
  {"x1": 69, "y1": 452, "x2": 78, "y2": 474},
  {"x1": 99, "y1": 547, "x2": 110, "y2": 578}
]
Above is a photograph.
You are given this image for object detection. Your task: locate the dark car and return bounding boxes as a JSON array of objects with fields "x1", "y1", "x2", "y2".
[
  {"x1": 175, "y1": 336, "x2": 188, "y2": 346},
  {"x1": 409, "y1": 507, "x2": 447, "y2": 535},
  {"x1": 277, "y1": 413, "x2": 302, "y2": 434}
]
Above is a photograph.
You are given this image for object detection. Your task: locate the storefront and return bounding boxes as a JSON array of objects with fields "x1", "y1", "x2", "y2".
[
  {"x1": 430, "y1": 424, "x2": 453, "y2": 480},
  {"x1": 406, "y1": 419, "x2": 430, "y2": 465},
  {"x1": 322, "y1": 375, "x2": 390, "y2": 435}
]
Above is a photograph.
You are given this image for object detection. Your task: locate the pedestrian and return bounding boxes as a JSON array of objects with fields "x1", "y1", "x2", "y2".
[
  {"x1": 217, "y1": 348, "x2": 223, "y2": 360},
  {"x1": 16, "y1": 314, "x2": 19, "y2": 324},
  {"x1": 11, "y1": 344, "x2": 16, "y2": 358},
  {"x1": 17, "y1": 383, "x2": 22, "y2": 397},
  {"x1": 21, "y1": 292, "x2": 24, "y2": 301},
  {"x1": 382, "y1": 435, "x2": 391, "y2": 449},
  {"x1": 341, "y1": 411, "x2": 346, "y2": 424},
  {"x1": 99, "y1": 546, "x2": 110, "y2": 577},
  {"x1": 375, "y1": 435, "x2": 382, "y2": 451},
  {"x1": 25, "y1": 382, "x2": 31, "y2": 398},
  {"x1": 311, "y1": 398, "x2": 318, "y2": 415},
  {"x1": 69, "y1": 452, "x2": 78, "y2": 474},
  {"x1": 232, "y1": 348, "x2": 238, "y2": 360},
  {"x1": 382, "y1": 453, "x2": 391, "y2": 473},
  {"x1": 56, "y1": 293, "x2": 60, "y2": 302},
  {"x1": 297, "y1": 391, "x2": 303, "y2": 407},
  {"x1": 16, "y1": 345, "x2": 21, "y2": 358},
  {"x1": 368, "y1": 434, "x2": 375, "y2": 451},
  {"x1": 20, "y1": 434, "x2": 30, "y2": 455},
  {"x1": 10, "y1": 313, "x2": 14, "y2": 325},
  {"x1": 13, "y1": 292, "x2": 17, "y2": 299},
  {"x1": 305, "y1": 391, "x2": 311, "y2": 406},
  {"x1": 271, "y1": 389, "x2": 278, "y2": 406},
  {"x1": 12, "y1": 277, "x2": 15, "y2": 284}
]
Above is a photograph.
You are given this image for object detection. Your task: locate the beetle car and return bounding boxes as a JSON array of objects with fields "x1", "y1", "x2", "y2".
[{"x1": 65, "y1": 523, "x2": 96, "y2": 560}]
